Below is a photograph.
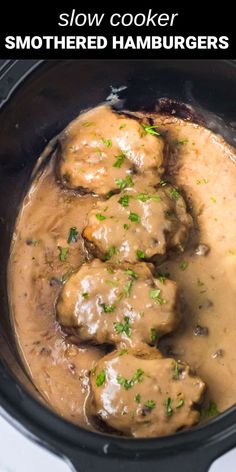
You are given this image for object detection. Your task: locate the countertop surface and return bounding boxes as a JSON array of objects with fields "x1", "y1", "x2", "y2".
[{"x1": 0, "y1": 415, "x2": 235, "y2": 472}]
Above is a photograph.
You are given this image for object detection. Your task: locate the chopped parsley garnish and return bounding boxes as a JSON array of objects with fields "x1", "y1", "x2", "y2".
[
  {"x1": 135, "y1": 393, "x2": 141, "y2": 403},
  {"x1": 136, "y1": 193, "x2": 161, "y2": 203},
  {"x1": 124, "y1": 280, "x2": 133, "y2": 297},
  {"x1": 149, "y1": 289, "x2": 166, "y2": 305},
  {"x1": 155, "y1": 272, "x2": 167, "y2": 284},
  {"x1": 119, "y1": 123, "x2": 126, "y2": 129},
  {"x1": 118, "y1": 195, "x2": 130, "y2": 207},
  {"x1": 115, "y1": 176, "x2": 134, "y2": 190},
  {"x1": 151, "y1": 194, "x2": 162, "y2": 202},
  {"x1": 58, "y1": 246, "x2": 69, "y2": 262},
  {"x1": 114, "y1": 316, "x2": 131, "y2": 337},
  {"x1": 141, "y1": 123, "x2": 160, "y2": 136},
  {"x1": 179, "y1": 261, "x2": 188, "y2": 271},
  {"x1": 106, "y1": 266, "x2": 114, "y2": 274},
  {"x1": 174, "y1": 139, "x2": 188, "y2": 145},
  {"x1": 164, "y1": 397, "x2": 173, "y2": 416},
  {"x1": 137, "y1": 193, "x2": 150, "y2": 202},
  {"x1": 96, "y1": 213, "x2": 107, "y2": 221},
  {"x1": 67, "y1": 227, "x2": 78, "y2": 244},
  {"x1": 61, "y1": 267, "x2": 74, "y2": 283},
  {"x1": 96, "y1": 370, "x2": 106, "y2": 387},
  {"x1": 117, "y1": 368, "x2": 144, "y2": 390},
  {"x1": 128, "y1": 212, "x2": 140, "y2": 223},
  {"x1": 113, "y1": 153, "x2": 126, "y2": 168},
  {"x1": 168, "y1": 188, "x2": 180, "y2": 200},
  {"x1": 105, "y1": 190, "x2": 115, "y2": 200},
  {"x1": 102, "y1": 138, "x2": 112, "y2": 148},
  {"x1": 125, "y1": 268, "x2": 138, "y2": 279},
  {"x1": 201, "y1": 401, "x2": 218, "y2": 417},
  {"x1": 104, "y1": 246, "x2": 118, "y2": 260},
  {"x1": 176, "y1": 399, "x2": 185, "y2": 409},
  {"x1": 150, "y1": 328, "x2": 159, "y2": 343},
  {"x1": 101, "y1": 303, "x2": 116, "y2": 313},
  {"x1": 173, "y1": 361, "x2": 181, "y2": 380},
  {"x1": 144, "y1": 400, "x2": 156, "y2": 410},
  {"x1": 160, "y1": 179, "x2": 167, "y2": 186},
  {"x1": 136, "y1": 249, "x2": 146, "y2": 260},
  {"x1": 123, "y1": 223, "x2": 130, "y2": 230},
  {"x1": 118, "y1": 349, "x2": 128, "y2": 356},
  {"x1": 82, "y1": 292, "x2": 89, "y2": 299}
]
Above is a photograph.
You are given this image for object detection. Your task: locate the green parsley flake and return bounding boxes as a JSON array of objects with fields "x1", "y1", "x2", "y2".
[
  {"x1": 137, "y1": 193, "x2": 161, "y2": 202},
  {"x1": 115, "y1": 176, "x2": 134, "y2": 190},
  {"x1": 173, "y1": 361, "x2": 181, "y2": 380},
  {"x1": 201, "y1": 401, "x2": 218, "y2": 417},
  {"x1": 61, "y1": 267, "x2": 75, "y2": 283},
  {"x1": 150, "y1": 328, "x2": 159, "y2": 343},
  {"x1": 58, "y1": 246, "x2": 69, "y2": 262},
  {"x1": 168, "y1": 188, "x2": 180, "y2": 200},
  {"x1": 118, "y1": 349, "x2": 128, "y2": 356},
  {"x1": 124, "y1": 280, "x2": 133, "y2": 297},
  {"x1": 113, "y1": 153, "x2": 126, "y2": 168},
  {"x1": 117, "y1": 368, "x2": 144, "y2": 390},
  {"x1": 96, "y1": 370, "x2": 106, "y2": 387},
  {"x1": 104, "y1": 246, "x2": 118, "y2": 260},
  {"x1": 141, "y1": 123, "x2": 160, "y2": 136},
  {"x1": 82, "y1": 292, "x2": 89, "y2": 299},
  {"x1": 156, "y1": 272, "x2": 167, "y2": 284},
  {"x1": 136, "y1": 249, "x2": 145, "y2": 260},
  {"x1": 160, "y1": 179, "x2": 167, "y2": 186},
  {"x1": 179, "y1": 261, "x2": 188, "y2": 271},
  {"x1": 176, "y1": 399, "x2": 185, "y2": 409},
  {"x1": 149, "y1": 289, "x2": 166, "y2": 305},
  {"x1": 119, "y1": 123, "x2": 126, "y2": 129},
  {"x1": 105, "y1": 190, "x2": 115, "y2": 200},
  {"x1": 118, "y1": 195, "x2": 130, "y2": 207},
  {"x1": 123, "y1": 223, "x2": 130, "y2": 230},
  {"x1": 135, "y1": 393, "x2": 141, "y2": 403},
  {"x1": 137, "y1": 193, "x2": 150, "y2": 202},
  {"x1": 144, "y1": 400, "x2": 156, "y2": 410},
  {"x1": 164, "y1": 397, "x2": 173, "y2": 416},
  {"x1": 128, "y1": 212, "x2": 140, "y2": 223},
  {"x1": 96, "y1": 213, "x2": 107, "y2": 221},
  {"x1": 67, "y1": 227, "x2": 78, "y2": 244},
  {"x1": 124, "y1": 268, "x2": 138, "y2": 279},
  {"x1": 101, "y1": 303, "x2": 116, "y2": 313},
  {"x1": 102, "y1": 138, "x2": 112, "y2": 148},
  {"x1": 114, "y1": 316, "x2": 131, "y2": 337}
]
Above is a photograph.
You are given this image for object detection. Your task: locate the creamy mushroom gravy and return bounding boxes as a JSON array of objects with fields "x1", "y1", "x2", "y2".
[{"x1": 8, "y1": 108, "x2": 236, "y2": 434}]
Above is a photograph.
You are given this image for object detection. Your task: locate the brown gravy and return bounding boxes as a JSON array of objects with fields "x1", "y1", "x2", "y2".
[{"x1": 9, "y1": 110, "x2": 236, "y2": 431}]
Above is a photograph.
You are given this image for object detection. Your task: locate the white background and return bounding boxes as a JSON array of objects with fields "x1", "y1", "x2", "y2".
[{"x1": 0, "y1": 415, "x2": 235, "y2": 471}]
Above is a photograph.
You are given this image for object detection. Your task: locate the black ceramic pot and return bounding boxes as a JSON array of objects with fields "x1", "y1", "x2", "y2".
[{"x1": 0, "y1": 59, "x2": 236, "y2": 472}]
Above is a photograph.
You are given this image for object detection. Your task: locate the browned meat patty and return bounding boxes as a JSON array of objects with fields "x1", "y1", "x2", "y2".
[
  {"x1": 83, "y1": 186, "x2": 192, "y2": 264},
  {"x1": 56, "y1": 259, "x2": 179, "y2": 348},
  {"x1": 89, "y1": 348, "x2": 206, "y2": 437},
  {"x1": 57, "y1": 105, "x2": 164, "y2": 195}
]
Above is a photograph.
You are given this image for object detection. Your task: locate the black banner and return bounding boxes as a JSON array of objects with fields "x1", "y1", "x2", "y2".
[{"x1": 0, "y1": 4, "x2": 234, "y2": 59}]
